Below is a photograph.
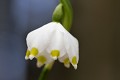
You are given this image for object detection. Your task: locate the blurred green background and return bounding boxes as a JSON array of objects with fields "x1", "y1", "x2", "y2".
[{"x1": 0, "y1": 0, "x2": 120, "y2": 80}]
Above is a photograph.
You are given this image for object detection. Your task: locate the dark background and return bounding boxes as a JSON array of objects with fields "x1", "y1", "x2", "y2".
[{"x1": 0, "y1": 0, "x2": 120, "y2": 80}]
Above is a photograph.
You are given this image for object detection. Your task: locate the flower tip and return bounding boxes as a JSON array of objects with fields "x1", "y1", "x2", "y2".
[
  {"x1": 73, "y1": 65, "x2": 77, "y2": 70},
  {"x1": 64, "y1": 63, "x2": 70, "y2": 68},
  {"x1": 29, "y1": 55, "x2": 35, "y2": 60},
  {"x1": 52, "y1": 57, "x2": 58, "y2": 60},
  {"x1": 37, "y1": 62, "x2": 43, "y2": 68},
  {"x1": 25, "y1": 56, "x2": 29, "y2": 60}
]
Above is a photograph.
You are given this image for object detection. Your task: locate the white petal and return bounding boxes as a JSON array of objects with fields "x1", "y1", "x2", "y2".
[
  {"x1": 59, "y1": 54, "x2": 70, "y2": 68},
  {"x1": 59, "y1": 54, "x2": 68, "y2": 62},
  {"x1": 25, "y1": 49, "x2": 30, "y2": 60},
  {"x1": 25, "y1": 56, "x2": 29, "y2": 60},
  {"x1": 73, "y1": 64, "x2": 77, "y2": 70},
  {"x1": 56, "y1": 22, "x2": 79, "y2": 57},
  {"x1": 64, "y1": 63, "x2": 70, "y2": 68},
  {"x1": 26, "y1": 22, "x2": 58, "y2": 53},
  {"x1": 36, "y1": 51, "x2": 54, "y2": 68},
  {"x1": 63, "y1": 33, "x2": 79, "y2": 68},
  {"x1": 36, "y1": 62, "x2": 44, "y2": 68},
  {"x1": 25, "y1": 22, "x2": 79, "y2": 69},
  {"x1": 52, "y1": 57, "x2": 57, "y2": 60},
  {"x1": 54, "y1": 22, "x2": 79, "y2": 63},
  {"x1": 29, "y1": 55, "x2": 35, "y2": 60},
  {"x1": 37, "y1": 51, "x2": 54, "y2": 64},
  {"x1": 46, "y1": 30, "x2": 66, "y2": 59}
]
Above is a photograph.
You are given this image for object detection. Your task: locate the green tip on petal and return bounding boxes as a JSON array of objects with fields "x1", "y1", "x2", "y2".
[
  {"x1": 64, "y1": 58, "x2": 70, "y2": 68},
  {"x1": 29, "y1": 48, "x2": 39, "y2": 60},
  {"x1": 37, "y1": 56, "x2": 47, "y2": 64},
  {"x1": 51, "y1": 50, "x2": 60, "y2": 60},
  {"x1": 25, "y1": 50, "x2": 30, "y2": 60},
  {"x1": 72, "y1": 56, "x2": 78, "y2": 69},
  {"x1": 72, "y1": 56, "x2": 77, "y2": 65},
  {"x1": 31, "y1": 47, "x2": 38, "y2": 56},
  {"x1": 64, "y1": 58, "x2": 69, "y2": 64},
  {"x1": 29, "y1": 48, "x2": 38, "y2": 59},
  {"x1": 37, "y1": 62, "x2": 44, "y2": 68}
]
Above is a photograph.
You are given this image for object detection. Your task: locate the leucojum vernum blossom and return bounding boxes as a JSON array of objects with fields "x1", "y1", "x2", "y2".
[
  {"x1": 25, "y1": 22, "x2": 79, "y2": 69},
  {"x1": 25, "y1": 0, "x2": 79, "y2": 80}
]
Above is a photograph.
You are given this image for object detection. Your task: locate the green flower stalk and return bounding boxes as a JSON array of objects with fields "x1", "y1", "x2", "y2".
[
  {"x1": 60, "y1": 0, "x2": 73, "y2": 31},
  {"x1": 38, "y1": 62, "x2": 54, "y2": 80}
]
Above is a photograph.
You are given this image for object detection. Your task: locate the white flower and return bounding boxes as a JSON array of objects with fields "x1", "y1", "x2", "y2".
[{"x1": 25, "y1": 22, "x2": 79, "y2": 69}]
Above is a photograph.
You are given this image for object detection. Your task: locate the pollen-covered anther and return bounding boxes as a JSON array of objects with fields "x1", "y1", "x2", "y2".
[
  {"x1": 29, "y1": 48, "x2": 38, "y2": 60},
  {"x1": 72, "y1": 56, "x2": 77, "y2": 69},
  {"x1": 51, "y1": 50, "x2": 60, "y2": 60},
  {"x1": 25, "y1": 50, "x2": 30, "y2": 60},
  {"x1": 63, "y1": 58, "x2": 70, "y2": 68},
  {"x1": 37, "y1": 56, "x2": 47, "y2": 68}
]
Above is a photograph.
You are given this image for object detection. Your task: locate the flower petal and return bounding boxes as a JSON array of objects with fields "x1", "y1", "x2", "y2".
[
  {"x1": 25, "y1": 49, "x2": 30, "y2": 60},
  {"x1": 46, "y1": 30, "x2": 66, "y2": 60},
  {"x1": 59, "y1": 54, "x2": 70, "y2": 68},
  {"x1": 63, "y1": 33, "x2": 79, "y2": 69},
  {"x1": 26, "y1": 22, "x2": 79, "y2": 69},
  {"x1": 36, "y1": 51, "x2": 54, "y2": 68},
  {"x1": 26, "y1": 22, "x2": 59, "y2": 54}
]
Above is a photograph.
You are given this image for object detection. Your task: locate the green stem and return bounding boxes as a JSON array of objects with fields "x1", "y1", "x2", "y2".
[
  {"x1": 38, "y1": 62, "x2": 54, "y2": 80},
  {"x1": 60, "y1": 0, "x2": 73, "y2": 31}
]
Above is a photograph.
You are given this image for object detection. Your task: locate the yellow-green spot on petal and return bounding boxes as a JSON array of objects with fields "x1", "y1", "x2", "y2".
[
  {"x1": 72, "y1": 56, "x2": 77, "y2": 65},
  {"x1": 26, "y1": 50, "x2": 30, "y2": 57},
  {"x1": 51, "y1": 50, "x2": 60, "y2": 57},
  {"x1": 25, "y1": 50, "x2": 30, "y2": 60},
  {"x1": 31, "y1": 47, "x2": 38, "y2": 56},
  {"x1": 64, "y1": 58, "x2": 69, "y2": 65},
  {"x1": 37, "y1": 56, "x2": 47, "y2": 64}
]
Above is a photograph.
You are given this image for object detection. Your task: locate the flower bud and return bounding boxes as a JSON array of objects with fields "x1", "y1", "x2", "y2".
[{"x1": 52, "y1": 3, "x2": 63, "y2": 22}]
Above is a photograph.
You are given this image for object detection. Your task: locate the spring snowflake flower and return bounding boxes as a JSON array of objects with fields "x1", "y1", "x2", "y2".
[{"x1": 25, "y1": 22, "x2": 79, "y2": 69}]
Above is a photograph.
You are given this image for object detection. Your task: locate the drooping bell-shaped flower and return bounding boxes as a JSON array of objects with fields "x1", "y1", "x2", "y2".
[{"x1": 25, "y1": 22, "x2": 79, "y2": 69}]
